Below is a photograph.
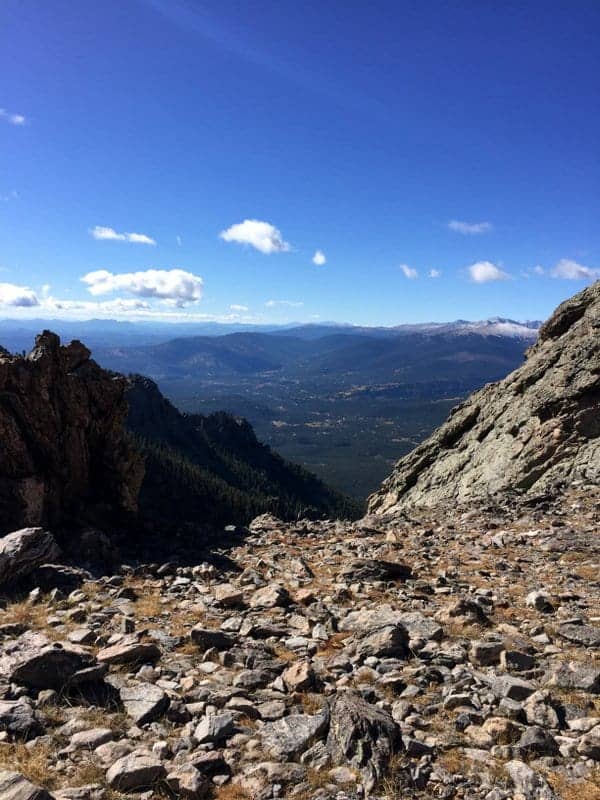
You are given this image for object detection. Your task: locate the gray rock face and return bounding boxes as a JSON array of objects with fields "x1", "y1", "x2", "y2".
[
  {"x1": 194, "y1": 713, "x2": 235, "y2": 744},
  {"x1": 327, "y1": 692, "x2": 401, "y2": 790},
  {"x1": 106, "y1": 750, "x2": 166, "y2": 792},
  {"x1": 0, "y1": 331, "x2": 144, "y2": 534},
  {"x1": 190, "y1": 626, "x2": 235, "y2": 651},
  {"x1": 0, "y1": 528, "x2": 60, "y2": 587},
  {"x1": 339, "y1": 558, "x2": 412, "y2": 582},
  {"x1": 546, "y1": 661, "x2": 600, "y2": 694},
  {"x1": 120, "y1": 683, "x2": 169, "y2": 725},
  {"x1": 261, "y1": 710, "x2": 329, "y2": 759},
  {"x1": 557, "y1": 623, "x2": 600, "y2": 647},
  {"x1": 354, "y1": 623, "x2": 409, "y2": 660},
  {"x1": 96, "y1": 636, "x2": 161, "y2": 665},
  {"x1": 505, "y1": 759, "x2": 557, "y2": 800},
  {"x1": 0, "y1": 699, "x2": 42, "y2": 740},
  {"x1": 0, "y1": 771, "x2": 53, "y2": 800},
  {"x1": 369, "y1": 281, "x2": 600, "y2": 513},
  {"x1": 0, "y1": 632, "x2": 104, "y2": 690}
]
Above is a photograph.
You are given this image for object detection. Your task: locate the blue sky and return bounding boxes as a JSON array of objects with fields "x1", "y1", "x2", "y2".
[{"x1": 1, "y1": 0, "x2": 599, "y2": 326}]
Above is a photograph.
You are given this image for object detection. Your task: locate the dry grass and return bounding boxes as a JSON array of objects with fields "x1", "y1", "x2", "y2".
[
  {"x1": 214, "y1": 782, "x2": 252, "y2": 800},
  {"x1": 79, "y1": 707, "x2": 130, "y2": 735},
  {"x1": 572, "y1": 563, "x2": 600, "y2": 582},
  {"x1": 547, "y1": 767, "x2": 600, "y2": 800},
  {"x1": 299, "y1": 693, "x2": 326, "y2": 714},
  {"x1": 2, "y1": 598, "x2": 56, "y2": 630},
  {"x1": 133, "y1": 592, "x2": 164, "y2": 619},
  {"x1": 315, "y1": 631, "x2": 350, "y2": 657},
  {"x1": 436, "y1": 750, "x2": 509, "y2": 785},
  {"x1": 272, "y1": 644, "x2": 298, "y2": 664},
  {"x1": 0, "y1": 742, "x2": 58, "y2": 790}
]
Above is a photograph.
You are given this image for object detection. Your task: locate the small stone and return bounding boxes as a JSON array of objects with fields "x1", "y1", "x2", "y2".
[
  {"x1": 97, "y1": 637, "x2": 161, "y2": 665},
  {"x1": 166, "y1": 764, "x2": 210, "y2": 799},
  {"x1": 120, "y1": 683, "x2": 169, "y2": 725},
  {"x1": 282, "y1": 661, "x2": 314, "y2": 692},
  {"x1": 194, "y1": 713, "x2": 235, "y2": 744},
  {"x1": 577, "y1": 724, "x2": 600, "y2": 760},
  {"x1": 106, "y1": 750, "x2": 166, "y2": 793},
  {"x1": 190, "y1": 627, "x2": 234, "y2": 651},
  {"x1": 470, "y1": 640, "x2": 503, "y2": 666},
  {"x1": 0, "y1": 770, "x2": 53, "y2": 800},
  {"x1": 213, "y1": 584, "x2": 244, "y2": 607},
  {"x1": 70, "y1": 728, "x2": 113, "y2": 749},
  {"x1": 525, "y1": 591, "x2": 554, "y2": 613},
  {"x1": 249, "y1": 584, "x2": 290, "y2": 609}
]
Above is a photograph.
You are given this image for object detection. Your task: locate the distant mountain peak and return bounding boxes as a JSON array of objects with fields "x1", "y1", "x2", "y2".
[{"x1": 368, "y1": 281, "x2": 600, "y2": 513}]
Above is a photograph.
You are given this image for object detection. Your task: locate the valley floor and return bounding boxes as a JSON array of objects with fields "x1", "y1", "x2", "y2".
[{"x1": 0, "y1": 487, "x2": 599, "y2": 800}]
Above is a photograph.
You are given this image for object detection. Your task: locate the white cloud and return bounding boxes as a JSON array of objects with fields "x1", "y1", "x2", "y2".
[
  {"x1": 533, "y1": 265, "x2": 545, "y2": 275},
  {"x1": 312, "y1": 250, "x2": 326, "y2": 266},
  {"x1": 265, "y1": 299, "x2": 303, "y2": 307},
  {"x1": 176, "y1": 235, "x2": 182, "y2": 247},
  {"x1": 50, "y1": 297, "x2": 151, "y2": 314},
  {"x1": 468, "y1": 261, "x2": 510, "y2": 283},
  {"x1": 0, "y1": 109, "x2": 26, "y2": 126},
  {"x1": 89, "y1": 226, "x2": 156, "y2": 245},
  {"x1": 230, "y1": 304, "x2": 249, "y2": 312},
  {"x1": 428, "y1": 269, "x2": 441, "y2": 278},
  {"x1": 448, "y1": 220, "x2": 493, "y2": 235},
  {"x1": 81, "y1": 268, "x2": 203, "y2": 307},
  {"x1": 0, "y1": 282, "x2": 39, "y2": 307},
  {"x1": 400, "y1": 264, "x2": 418, "y2": 279},
  {"x1": 220, "y1": 219, "x2": 291, "y2": 254},
  {"x1": 550, "y1": 258, "x2": 599, "y2": 280}
]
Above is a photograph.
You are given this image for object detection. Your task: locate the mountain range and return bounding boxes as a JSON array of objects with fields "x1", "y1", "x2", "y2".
[{"x1": 0, "y1": 317, "x2": 541, "y2": 499}]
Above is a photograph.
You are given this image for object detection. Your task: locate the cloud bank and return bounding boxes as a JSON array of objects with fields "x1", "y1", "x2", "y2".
[
  {"x1": 468, "y1": 261, "x2": 509, "y2": 283},
  {"x1": 0, "y1": 282, "x2": 39, "y2": 307},
  {"x1": 81, "y1": 268, "x2": 203, "y2": 306},
  {"x1": 448, "y1": 220, "x2": 493, "y2": 235},
  {"x1": 0, "y1": 109, "x2": 26, "y2": 126},
  {"x1": 550, "y1": 259, "x2": 599, "y2": 280},
  {"x1": 90, "y1": 226, "x2": 156, "y2": 245},
  {"x1": 265, "y1": 299, "x2": 303, "y2": 307},
  {"x1": 400, "y1": 264, "x2": 418, "y2": 279},
  {"x1": 220, "y1": 219, "x2": 291, "y2": 254}
]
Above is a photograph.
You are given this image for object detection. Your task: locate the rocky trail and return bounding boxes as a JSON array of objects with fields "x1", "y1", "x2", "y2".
[{"x1": 0, "y1": 486, "x2": 598, "y2": 800}]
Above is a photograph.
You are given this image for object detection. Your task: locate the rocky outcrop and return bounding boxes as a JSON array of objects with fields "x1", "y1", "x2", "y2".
[
  {"x1": 369, "y1": 281, "x2": 600, "y2": 513},
  {"x1": 0, "y1": 528, "x2": 60, "y2": 586},
  {"x1": 0, "y1": 332, "x2": 144, "y2": 533}
]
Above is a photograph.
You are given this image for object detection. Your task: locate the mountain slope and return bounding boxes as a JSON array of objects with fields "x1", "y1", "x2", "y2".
[
  {"x1": 96, "y1": 324, "x2": 536, "y2": 387},
  {"x1": 126, "y1": 376, "x2": 362, "y2": 526},
  {"x1": 369, "y1": 281, "x2": 600, "y2": 513}
]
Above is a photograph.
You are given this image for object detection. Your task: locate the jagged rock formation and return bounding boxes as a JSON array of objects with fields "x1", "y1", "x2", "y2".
[
  {"x1": 0, "y1": 332, "x2": 144, "y2": 534},
  {"x1": 369, "y1": 282, "x2": 600, "y2": 514}
]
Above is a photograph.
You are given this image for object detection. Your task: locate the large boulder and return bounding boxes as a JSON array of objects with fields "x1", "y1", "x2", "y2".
[
  {"x1": 369, "y1": 281, "x2": 600, "y2": 512},
  {"x1": 0, "y1": 771, "x2": 53, "y2": 800},
  {"x1": 0, "y1": 631, "x2": 105, "y2": 690},
  {"x1": 0, "y1": 528, "x2": 60, "y2": 586},
  {"x1": 327, "y1": 691, "x2": 401, "y2": 790}
]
